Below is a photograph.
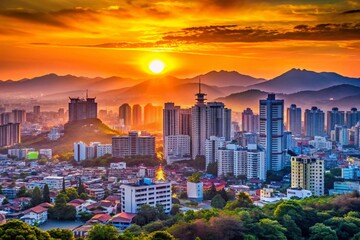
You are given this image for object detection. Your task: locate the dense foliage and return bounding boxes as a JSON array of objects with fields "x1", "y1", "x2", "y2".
[{"x1": 1, "y1": 192, "x2": 360, "y2": 240}]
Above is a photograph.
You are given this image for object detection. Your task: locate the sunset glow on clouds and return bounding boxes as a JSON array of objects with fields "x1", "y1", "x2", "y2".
[{"x1": 0, "y1": 0, "x2": 359, "y2": 79}]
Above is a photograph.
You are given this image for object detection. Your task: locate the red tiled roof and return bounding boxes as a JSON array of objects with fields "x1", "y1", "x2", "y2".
[
  {"x1": 87, "y1": 214, "x2": 111, "y2": 223},
  {"x1": 69, "y1": 199, "x2": 85, "y2": 205},
  {"x1": 24, "y1": 205, "x2": 47, "y2": 214},
  {"x1": 111, "y1": 212, "x2": 136, "y2": 222}
]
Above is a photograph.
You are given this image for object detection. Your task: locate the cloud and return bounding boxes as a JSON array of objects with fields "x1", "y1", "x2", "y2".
[
  {"x1": 161, "y1": 23, "x2": 360, "y2": 43},
  {"x1": 342, "y1": 9, "x2": 360, "y2": 14}
]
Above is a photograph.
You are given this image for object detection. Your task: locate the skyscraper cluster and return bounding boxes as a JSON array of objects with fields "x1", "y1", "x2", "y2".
[{"x1": 163, "y1": 82, "x2": 231, "y2": 164}]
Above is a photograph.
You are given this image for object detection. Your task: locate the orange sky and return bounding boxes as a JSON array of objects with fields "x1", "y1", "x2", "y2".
[{"x1": 0, "y1": 0, "x2": 359, "y2": 80}]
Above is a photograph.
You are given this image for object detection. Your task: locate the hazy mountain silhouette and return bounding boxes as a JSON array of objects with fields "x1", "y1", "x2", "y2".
[
  {"x1": 248, "y1": 68, "x2": 360, "y2": 94},
  {"x1": 185, "y1": 70, "x2": 265, "y2": 87},
  {"x1": 218, "y1": 84, "x2": 360, "y2": 111}
]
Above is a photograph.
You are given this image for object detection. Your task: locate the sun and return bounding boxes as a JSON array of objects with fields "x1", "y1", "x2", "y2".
[{"x1": 149, "y1": 59, "x2": 165, "y2": 74}]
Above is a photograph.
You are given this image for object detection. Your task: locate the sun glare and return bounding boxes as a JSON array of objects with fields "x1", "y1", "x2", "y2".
[{"x1": 149, "y1": 59, "x2": 165, "y2": 74}]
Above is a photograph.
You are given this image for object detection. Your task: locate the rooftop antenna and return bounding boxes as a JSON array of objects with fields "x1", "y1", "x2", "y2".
[{"x1": 199, "y1": 78, "x2": 201, "y2": 94}]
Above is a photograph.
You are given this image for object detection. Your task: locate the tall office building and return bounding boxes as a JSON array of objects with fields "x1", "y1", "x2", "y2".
[
  {"x1": 217, "y1": 148, "x2": 234, "y2": 177},
  {"x1": 132, "y1": 104, "x2": 142, "y2": 126},
  {"x1": 33, "y1": 106, "x2": 41, "y2": 117},
  {"x1": 179, "y1": 109, "x2": 191, "y2": 136},
  {"x1": 191, "y1": 84, "x2": 208, "y2": 159},
  {"x1": 119, "y1": 103, "x2": 132, "y2": 127},
  {"x1": 327, "y1": 107, "x2": 345, "y2": 134},
  {"x1": 291, "y1": 156, "x2": 324, "y2": 196},
  {"x1": 12, "y1": 109, "x2": 26, "y2": 124},
  {"x1": 0, "y1": 123, "x2": 20, "y2": 147},
  {"x1": 207, "y1": 102, "x2": 231, "y2": 141},
  {"x1": 112, "y1": 131, "x2": 155, "y2": 158},
  {"x1": 163, "y1": 103, "x2": 180, "y2": 136},
  {"x1": 286, "y1": 104, "x2": 302, "y2": 136},
  {"x1": 205, "y1": 136, "x2": 226, "y2": 168},
  {"x1": 259, "y1": 94, "x2": 285, "y2": 171},
  {"x1": 304, "y1": 107, "x2": 325, "y2": 137},
  {"x1": 144, "y1": 104, "x2": 162, "y2": 125},
  {"x1": 242, "y1": 108, "x2": 259, "y2": 133},
  {"x1": 74, "y1": 141, "x2": 86, "y2": 161},
  {"x1": 346, "y1": 108, "x2": 360, "y2": 128},
  {"x1": 164, "y1": 135, "x2": 191, "y2": 164},
  {"x1": 68, "y1": 97, "x2": 97, "y2": 122}
]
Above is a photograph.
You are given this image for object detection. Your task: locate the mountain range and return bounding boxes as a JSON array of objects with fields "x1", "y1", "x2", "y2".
[{"x1": 1, "y1": 69, "x2": 359, "y2": 111}]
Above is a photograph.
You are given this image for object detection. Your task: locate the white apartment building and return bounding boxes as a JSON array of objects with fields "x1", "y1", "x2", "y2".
[
  {"x1": 110, "y1": 162, "x2": 127, "y2": 170},
  {"x1": 205, "y1": 136, "x2": 226, "y2": 168},
  {"x1": 291, "y1": 156, "x2": 324, "y2": 196},
  {"x1": 120, "y1": 179, "x2": 172, "y2": 214},
  {"x1": 309, "y1": 136, "x2": 332, "y2": 150},
  {"x1": 217, "y1": 149, "x2": 234, "y2": 177},
  {"x1": 44, "y1": 176, "x2": 70, "y2": 190},
  {"x1": 286, "y1": 188, "x2": 312, "y2": 199},
  {"x1": 96, "y1": 144, "x2": 112, "y2": 158},
  {"x1": 164, "y1": 135, "x2": 191, "y2": 164},
  {"x1": 187, "y1": 181, "x2": 204, "y2": 200},
  {"x1": 74, "y1": 142, "x2": 86, "y2": 161}
]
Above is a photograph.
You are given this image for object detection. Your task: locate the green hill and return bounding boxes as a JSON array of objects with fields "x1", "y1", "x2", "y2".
[{"x1": 20, "y1": 118, "x2": 120, "y2": 154}]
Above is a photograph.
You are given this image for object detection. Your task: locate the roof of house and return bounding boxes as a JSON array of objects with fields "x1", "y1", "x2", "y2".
[
  {"x1": 111, "y1": 212, "x2": 136, "y2": 223},
  {"x1": 69, "y1": 199, "x2": 85, "y2": 205},
  {"x1": 23, "y1": 205, "x2": 48, "y2": 214},
  {"x1": 87, "y1": 214, "x2": 111, "y2": 223}
]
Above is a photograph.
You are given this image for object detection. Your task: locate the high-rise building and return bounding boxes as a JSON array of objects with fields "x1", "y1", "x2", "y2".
[
  {"x1": 144, "y1": 104, "x2": 162, "y2": 125},
  {"x1": 0, "y1": 123, "x2": 20, "y2": 147},
  {"x1": 191, "y1": 84, "x2": 208, "y2": 159},
  {"x1": 242, "y1": 108, "x2": 259, "y2": 133},
  {"x1": 346, "y1": 108, "x2": 360, "y2": 128},
  {"x1": 191, "y1": 83, "x2": 231, "y2": 159},
  {"x1": 207, "y1": 102, "x2": 231, "y2": 141},
  {"x1": 286, "y1": 104, "x2": 302, "y2": 136},
  {"x1": 132, "y1": 104, "x2": 142, "y2": 126},
  {"x1": 68, "y1": 97, "x2": 97, "y2": 122},
  {"x1": 119, "y1": 103, "x2": 132, "y2": 127},
  {"x1": 205, "y1": 136, "x2": 226, "y2": 168},
  {"x1": 291, "y1": 156, "x2": 324, "y2": 196},
  {"x1": 331, "y1": 125, "x2": 349, "y2": 146},
  {"x1": 112, "y1": 131, "x2": 155, "y2": 158},
  {"x1": 120, "y1": 179, "x2": 171, "y2": 214},
  {"x1": 33, "y1": 105, "x2": 40, "y2": 117},
  {"x1": 179, "y1": 109, "x2": 191, "y2": 135},
  {"x1": 74, "y1": 141, "x2": 86, "y2": 161},
  {"x1": 217, "y1": 148, "x2": 234, "y2": 177},
  {"x1": 163, "y1": 103, "x2": 180, "y2": 136},
  {"x1": 259, "y1": 94, "x2": 285, "y2": 171},
  {"x1": 12, "y1": 109, "x2": 26, "y2": 124},
  {"x1": 164, "y1": 135, "x2": 191, "y2": 164},
  {"x1": 304, "y1": 106, "x2": 325, "y2": 137},
  {"x1": 327, "y1": 107, "x2": 345, "y2": 134}
]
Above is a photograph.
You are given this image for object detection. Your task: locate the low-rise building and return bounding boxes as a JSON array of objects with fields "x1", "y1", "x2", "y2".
[{"x1": 20, "y1": 205, "x2": 48, "y2": 225}]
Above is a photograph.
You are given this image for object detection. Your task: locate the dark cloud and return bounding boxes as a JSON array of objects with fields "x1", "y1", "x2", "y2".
[
  {"x1": 162, "y1": 23, "x2": 360, "y2": 43},
  {"x1": 342, "y1": 9, "x2": 360, "y2": 14},
  {"x1": 0, "y1": 9, "x2": 69, "y2": 28}
]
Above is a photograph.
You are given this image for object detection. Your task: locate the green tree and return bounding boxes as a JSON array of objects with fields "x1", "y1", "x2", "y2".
[
  {"x1": 49, "y1": 193, "x2": 76, "y2": 220},
  {"x1": 31, "y1": 186, "x2": 42, "y2": 206},
  {"x1": 0, "y1": 219, "x2": 52, "y2": 239},
  {"x1": 43, "y1": 184, "x2": 51, "y2": 203},
  {"x1": 47, "y1": 228, "x2": 75, "y2": 240},
  {"x1": 77, "y1": 178, "x2": 86, "y2": 195},
  {"x1": 224, "y1": 192, "x2": 253, "y2": 210},
  {"x1": 330, "y1": 168, "x2": 341, "y2": 177},
  {"x1": 188, "y1": 172, "x2": 201, "y2": 183},
  {"x1": 211, "y1": 194, "x2": 226, "y2": 209},
  {"x1": 206, "y1": 162, "x2": 217, "y2": 176},
  {"x1": 170, "y1": 204, "x2": 181, "y2": 216},
  {"x1": 87, "y1": 224, "x2": 118, "y2": 240},
  {"x1": 144, "y1": 231, "x2": 176, "y2": 240},
  {"x1": 143, "y1": 221, "x2": 165, "y2": 233},
  {"x1": 254, "y1": 218, "x2": 287, "y2": 240},
  {"x1": 80, "y1": 192, "x2": 89, "y2": 200},
  {"x1": 126, "y1": 224, "x2": 142, "y2": 236},
  {"x1": 219, "y1": 188, "x2": 229, "y2": 202},
  {"x1": 309, "y1": 223, "x2": 338, "y2": 240},
  {"x1": 62, "y1": 178, "x2": 66, "y2": 193},
  {"x1": 282, "y1": 214, "x2": 303, "y2": 240},
  {"x1": 324, "y1": 173, "x2": 336, "y2": 194},
  {"x1": 204, "y1": 183, "x2": 217, "y2": 200},
  {"x1": 133, "y1": 205, "x2": 160, "y2": 226},
  {"x1": 65, "y1": 188, "x2": 79, "y2": 201},
  {"x1": 17, "y1": 185, "x2": 27, "y2": 198}
]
